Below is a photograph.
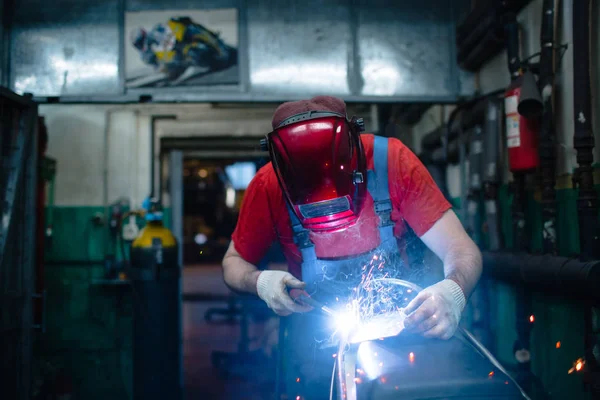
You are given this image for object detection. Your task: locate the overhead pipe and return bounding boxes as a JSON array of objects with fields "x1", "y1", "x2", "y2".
[
  {"x1": 422, "y1": 96, "x2": 503, "y2": 165},
  {"x1": 466, "y1": 124, "x2": 494, "y2": 349},
  {"x1": 572, "y1": 0, "x2": 600, "y2": 261},
  {"x1": 461, "y1": 100, "x2": 502, "y2": 350},
  {"x1": 443, "y1": 88, "x2": 505, "y2": 164},
  {"x1": 430, "y1": 138, "x2": 460, "y2": 165},
  {"x1": 572, "y1": 0, "x2": 600, "y2": 395},
  {"x1": 421, "y1": 126, "x2": 446, "y2": 151},
  {"x1": 456, "y1": 3, "x2": 494, "y2": 45},
  {"x1": 482, "y1": 99, "x2": 502, "y2": 251},
  {"x1": 426, "y1": 100, "x2": 501, "y2": 348},
  {"x1": 504, "y1": 17, "x2": 529, "y2": 253},
  {"x1": 466, "y1": 125, "x2": 483, "y2": 245},
  {"x1": 459, "y1": 20, "x2": 507, "y2": 72},
  {"x1": 504, "y1": 16, "x2": 534, "y2": 393},
  {"x1": 456, "y1": 1, "x2": 535, "y2": 71},
  {"x1": 482, "y1": 251, "x2": 600, "y2": 303},
  {"x1": 457, "y1": 12, "x2": 498, "y2": 69},
  {"x1": 536, "y1": 0, "x2": 558, "y2": 255}
]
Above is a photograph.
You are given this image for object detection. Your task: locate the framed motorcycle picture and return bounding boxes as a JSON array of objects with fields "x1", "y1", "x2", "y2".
[{"x1": 124, "y1": 9, "x2": 239, "y2": 88}]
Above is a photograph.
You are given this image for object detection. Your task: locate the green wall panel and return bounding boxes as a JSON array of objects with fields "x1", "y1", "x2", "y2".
[
  {"x1": 38, "y1": 205, "x2": 177, "y2": 399},
  {"x1": 530, "y1": 294, "x2": 588, "y2": 399},
  {"x1": 486, "y1": 185, "x2": 590, "y2": 400},
  {"x1": 38, "y1": 207, "x2": 138, "y2": 400},
  {"x1": 45, "y1": 207, "x2": 108, "y2": 263},
  {"x1": 490, "y1": 281, "x2": 519, "y2": 365}
]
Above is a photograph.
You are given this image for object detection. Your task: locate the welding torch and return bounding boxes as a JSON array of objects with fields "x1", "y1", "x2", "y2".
[{"x1": 289, "y1": 288, "x2": 336, "y2": 317}]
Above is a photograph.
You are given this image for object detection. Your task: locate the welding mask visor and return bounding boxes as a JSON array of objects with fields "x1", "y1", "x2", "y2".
[{"x1": 266, "y1": 111, "x2": 367, "y2": 232}]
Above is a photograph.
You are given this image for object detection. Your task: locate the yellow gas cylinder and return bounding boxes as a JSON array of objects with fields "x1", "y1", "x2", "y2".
[
  {"x1": 130, "y1": 198, "x2": 178, "y2": 280},
  {"x1": 129, "y1": 198, "x2": 182, "y2": 400}
]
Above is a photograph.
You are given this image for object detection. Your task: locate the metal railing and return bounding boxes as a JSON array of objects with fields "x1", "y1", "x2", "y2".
[{"x1": 0, "y1": 87, "x2": 38, "y2": 400}]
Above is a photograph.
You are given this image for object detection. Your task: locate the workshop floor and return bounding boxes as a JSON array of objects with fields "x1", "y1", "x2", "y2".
[{"x1": 183, "y1": 264, "x2": 278, "y2": 400}]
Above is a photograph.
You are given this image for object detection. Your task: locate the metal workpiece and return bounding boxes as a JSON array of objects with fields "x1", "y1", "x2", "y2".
[
  {"x1": 338, "y1": 332, "x2": 526, "y2": 400},
  {"x1": 7, "y1": 0, "x2": 471, "y2": 101}
]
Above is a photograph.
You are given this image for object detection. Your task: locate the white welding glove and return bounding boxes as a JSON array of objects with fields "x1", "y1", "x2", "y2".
[
  {"x1": 256, "y1": 271, "x2": 312, "y2": 316},
  {"x1": 403, "y1": 279, "x2": 466, "y2": 340}
]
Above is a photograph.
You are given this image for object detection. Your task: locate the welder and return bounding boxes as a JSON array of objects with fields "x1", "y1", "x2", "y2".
[{"x1": 221, "y1": 96, "x2": 482, "y2": 399}]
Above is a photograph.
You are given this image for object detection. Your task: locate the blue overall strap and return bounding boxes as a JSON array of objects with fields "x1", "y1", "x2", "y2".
[
  {"x1": 367, "y1": 136, "x2": 395, "y2": 243},
  {"x1": 286, "y1": 203, "x2": 318, "y2": 263}
]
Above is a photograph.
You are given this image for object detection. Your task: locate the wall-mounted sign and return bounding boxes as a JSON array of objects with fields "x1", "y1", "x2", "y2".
[{"x1": 125, "y1": 9, "x2": 239, "y2": 89}]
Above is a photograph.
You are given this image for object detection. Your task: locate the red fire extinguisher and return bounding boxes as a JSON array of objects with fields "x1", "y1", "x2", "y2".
[{"x1": 504, "y1": 74, "x2": 540, "y2": 172}]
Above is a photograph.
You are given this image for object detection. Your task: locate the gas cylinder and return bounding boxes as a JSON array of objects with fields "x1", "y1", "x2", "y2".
[
  {"x1": 129, "y1": 198, "x2": 182, "y2": 400},
  {"x1": 504, "y1": 75, "x2": 540, "y2": 172}
]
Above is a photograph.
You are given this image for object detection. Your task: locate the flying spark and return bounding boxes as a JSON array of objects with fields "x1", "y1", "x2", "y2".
[{"x1": 568, "y1": 358, "x2": 585, "y2": 374}]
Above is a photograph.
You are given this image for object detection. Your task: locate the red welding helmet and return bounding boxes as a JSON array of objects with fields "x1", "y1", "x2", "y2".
[{"x1": 262, "y1": 96, "x2": 367, "y2": 232}]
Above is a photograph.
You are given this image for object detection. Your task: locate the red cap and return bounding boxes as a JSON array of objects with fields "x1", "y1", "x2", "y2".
[{"x1": 272, "y1": 96, "x2": 347, "y2": 129}]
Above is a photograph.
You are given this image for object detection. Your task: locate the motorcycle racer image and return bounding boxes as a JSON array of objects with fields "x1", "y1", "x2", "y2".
[{"x1": 127, "y1": 15, "x2": 238, "y2": 88}]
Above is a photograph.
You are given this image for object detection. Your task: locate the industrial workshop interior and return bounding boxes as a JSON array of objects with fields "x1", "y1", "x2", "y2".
[{"x1": 3, "y1": 0, "x2": 600, "y2": 399}]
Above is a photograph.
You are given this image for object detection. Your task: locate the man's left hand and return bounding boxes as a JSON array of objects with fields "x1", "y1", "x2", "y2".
[{"x1": 403, "y1": 279, "x2": 466, "y2": 340}]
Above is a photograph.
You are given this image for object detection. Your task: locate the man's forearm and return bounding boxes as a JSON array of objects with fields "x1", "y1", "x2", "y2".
[
  {"x1": 222, "y1": 252, "x2": 262, "y2": 295},
  {"x1": 443, "y1": 243, "x2": 482, "y2": 299}
]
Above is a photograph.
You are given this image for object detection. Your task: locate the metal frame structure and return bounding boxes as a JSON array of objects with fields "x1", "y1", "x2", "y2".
[
  {"x1": 168, "y1": 150, "x2": 184, "y2": 398},
  {"x1": 4, "y1": 0, "x2": 474, "y2": 104},
  {"x1": 0, "y1": 87, "x2": 38, "y2": 400}
]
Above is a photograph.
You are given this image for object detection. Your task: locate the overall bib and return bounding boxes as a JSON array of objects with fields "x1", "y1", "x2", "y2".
[
  {"x1": 278, "y1": 138, "x2": 524, "y2": 400},
  {"x1": 282, "y1": 136, "x2": 407, "y2": 400}
]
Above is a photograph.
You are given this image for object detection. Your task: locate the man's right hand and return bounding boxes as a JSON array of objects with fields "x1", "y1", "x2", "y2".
[{"x1": 256, "y1": 271, "x2": 312, "y2": 316}]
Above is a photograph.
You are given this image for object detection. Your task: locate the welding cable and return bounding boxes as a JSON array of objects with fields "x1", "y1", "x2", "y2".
[
  {"x1": 458, "y1": 328, "x2": 532, "y2": 400},
  {"x1": 329, "y1": 356, "x2": 337, "y2": 400}
]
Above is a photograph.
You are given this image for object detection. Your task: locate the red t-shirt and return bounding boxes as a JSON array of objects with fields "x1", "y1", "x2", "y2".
[{"x1": 231, "y1": 134, "x2": 452, "y2": 278}]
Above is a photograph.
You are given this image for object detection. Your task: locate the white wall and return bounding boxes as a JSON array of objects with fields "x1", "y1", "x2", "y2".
[
  {"x1": 40, "y1": 102, "x2": 373, "y2": 207},
  {"x1": 412, "y1": 0, "x2": 600, "y2": 198}
]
